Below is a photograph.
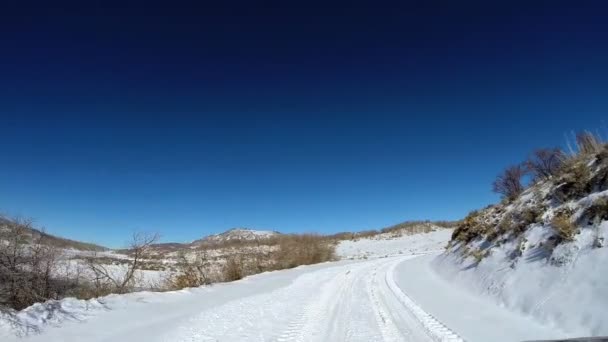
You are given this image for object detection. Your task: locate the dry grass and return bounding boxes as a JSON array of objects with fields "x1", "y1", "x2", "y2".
[
  {"x1": 451, "y1": 211, "x2": 489, "y2": 244},
  {"x1": 552, "y1": 212, "x2": 577, "y2": 242},
  {"x1": 222, "y1": 256, "x2": 244, "y2": 282},
  {"x1": 553, "y1": 161, "x2": 592, "y2": 203},
  {"x1": 164, "y1": 233, "x2": 337, "y2": 290},
  {"x1": 273, "y1": 234, "x2": 336, "y2": 270}
]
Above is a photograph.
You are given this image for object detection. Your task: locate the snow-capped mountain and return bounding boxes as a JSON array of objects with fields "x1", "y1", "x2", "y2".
[{"x1": 192, "y1": 228, "x2": 280, "y2": 246}]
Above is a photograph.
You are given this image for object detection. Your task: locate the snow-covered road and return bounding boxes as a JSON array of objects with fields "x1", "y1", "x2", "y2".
[{"x1": 5, "y1": 253, "x2": 564, "y2": 342}]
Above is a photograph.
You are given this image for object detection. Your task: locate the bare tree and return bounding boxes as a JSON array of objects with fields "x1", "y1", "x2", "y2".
[
  {"x1": 525, "y1": 148, "x2": 565, "y2": 181},
  {"x1": 86, "y1": 232, "x2": 159, "y2": 294},
  {"x1": 167, "y1": 249, "x2": 211, "y2": 289},
  {"x1": 493, "y1": 165, "x2": 527, "y2": 201}
]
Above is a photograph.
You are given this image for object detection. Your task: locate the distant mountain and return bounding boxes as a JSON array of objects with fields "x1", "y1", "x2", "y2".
[
  {"x1": 142, "y1": 228, "x2": 282, "y2": 254},
  {"x1": 192, "y1": 228, "x2": 281, "y2": 246}
]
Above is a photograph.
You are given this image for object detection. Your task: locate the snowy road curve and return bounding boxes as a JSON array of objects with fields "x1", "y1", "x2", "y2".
[{"x1": 10, "y1": 253, "x2": 562, "y2": 342}]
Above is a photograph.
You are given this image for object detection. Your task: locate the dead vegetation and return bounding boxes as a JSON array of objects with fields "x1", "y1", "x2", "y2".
[
  {"x1": 525, "y1": 148, "x2": 565, "y2": 182},
  {"x1": 165, "y1": 250, "x2": 212, "y2": 289},
  {"x1": 273, "y1": 234, "x2": 336, "y2": 269},
  {"x1": 492, "y1": 165, "x2": 527, "y2": 201},
  {"x1": 551, "y1": 212, "x2": 576, "y2": 242},
  {"x1": 162, "y1": 233, "x2": 336, "y2": 290},
  {"x1": 0, "y1": 215, "x2": 166, "y2": 310},
  {"x1": 451, "y1": 211, "x2": 488, "y2": 244},
  {"x1": 0, "y1": 217, "x2": 70, "y2": 310},
  {"x1": 85, "y1": 232, "x2": 159, "y2": 295}
]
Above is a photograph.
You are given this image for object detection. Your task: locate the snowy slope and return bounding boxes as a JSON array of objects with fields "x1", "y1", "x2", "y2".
[
  {"x1": 436, "y1": 147, "x2": 608, "y2": 337},
  {"x1": 336, "y1": 228, "x2": 452, "y2": 259},
  {"x1": 435, "y1": 220, "x2": 608, "y2": 337}
]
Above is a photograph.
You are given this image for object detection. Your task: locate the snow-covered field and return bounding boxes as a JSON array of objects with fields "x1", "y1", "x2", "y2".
[
  {"x1": 1, "y1": 228, "x2": 580, "y2": 342},
  {"x1": 336, "y1": 228, "x2": 452, "y2": 259}
]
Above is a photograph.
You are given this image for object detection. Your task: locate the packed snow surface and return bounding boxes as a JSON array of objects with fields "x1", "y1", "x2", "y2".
[{"x1": 1, "y1": 229, "x2": 572, "y2": 342}]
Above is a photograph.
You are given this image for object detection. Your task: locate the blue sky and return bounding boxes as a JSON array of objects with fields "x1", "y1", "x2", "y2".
[{"x1": 1, "y1": 2, "x2": 607, "y2": 247}]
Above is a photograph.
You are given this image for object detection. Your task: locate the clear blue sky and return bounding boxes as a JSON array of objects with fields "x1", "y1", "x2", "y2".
[{"x1": 1, "y1": 2, "x2": 607, "y2": 247}]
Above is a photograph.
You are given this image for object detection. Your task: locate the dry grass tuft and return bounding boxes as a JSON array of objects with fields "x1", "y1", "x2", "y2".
[{"x1": 552, "y1": 211, "x2": 577, "y2": 242}]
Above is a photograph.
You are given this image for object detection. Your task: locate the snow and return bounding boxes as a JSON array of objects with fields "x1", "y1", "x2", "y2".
[
  {"x1": 434, "y1": 222, "x2": 608, "y2": 337},
  {"x1": 336, "y1": 228, "x2": 452, "y2": 259},
  {"x1": 1, "y1": 227, "x2": 577, "y2": 342},
  {"x1": 398, "y1": 254, "x2": 567, "y2": 342},
  {"x1": 195, "y1": 228, "x2": 279, "y2": 244},
  {"x1": 434, "y1": 183, "x2": 608, "y2": 338}
]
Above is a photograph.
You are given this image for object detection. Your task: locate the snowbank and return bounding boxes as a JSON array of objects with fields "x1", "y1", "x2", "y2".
[{"x1": 435, "y1": 219, "x2": 608, "y2": 336}]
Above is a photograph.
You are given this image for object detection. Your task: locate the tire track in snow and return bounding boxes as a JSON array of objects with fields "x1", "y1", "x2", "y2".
[
  {"x1": 385, "y1": 258, "x2": 465, "y2": 342},
  {"x1": 163, "y1": 256, "x2": 463, "y2": 342},
  {"x1": 274, "y1": 261, "x2": 375, "y2": 341},
  {"x1": 367, "y1": 266, "x2": 406, "y2": 342}
]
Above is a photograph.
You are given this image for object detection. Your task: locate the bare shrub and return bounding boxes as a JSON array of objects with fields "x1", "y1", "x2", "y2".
[
  {"x1": 488, "y1": 214, "x2": 514, "y2": 242},
  {"x1": 493, "y1": 165, "x2": 527, "y2": 201},
  {"x1": 274, "y1": 234, "x2": 335, "y2": 269},
  {"x1": 166, "y1": 250, "x2": 212, "y2": 289},
  {"x1": 0, "y1": 217, "x2": 65, "y2": 310},
  {"x1": 553, "y1": 162, "x2": 592, "y2": 202},
  {"x1": 86, "y1": 232, "x2": 159, "y2": 295},
  {"x1": 451, "y1": 210, "x2": 490, "y2": 243},
  {"x1": 222, "y1": 255, "x2": 244, "y2": 282},
  {"x1": 526, "y1": 148, "x2": 565, "y2": 181}
]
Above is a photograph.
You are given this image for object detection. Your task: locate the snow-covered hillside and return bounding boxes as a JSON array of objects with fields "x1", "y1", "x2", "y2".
[
  {"x1": 336, "y1": 228, "x2": 452, "y2": 259},
  {"x1": 436, "y1": 144, "x2": 608, "y2": 337},
  {"x1": 193, "y1": 228, "x2": 279, "y2": 245}
]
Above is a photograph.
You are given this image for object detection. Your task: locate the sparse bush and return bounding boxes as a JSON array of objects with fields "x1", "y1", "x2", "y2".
[
  {"x1": 85, "y1": 232, "x2": 159, "y2": 295},
  {"x1": 452, "y1": 210, "x2": 489, "y2": 243},
  {"x1": 273, "y1": 234, "x2": 335, "y2": 269},
  {"x1": 0, "y1": 217, "x2": 65, "y2": 310},
  {"x1": 580, "y1": 197, "x2": 608, "y2": 226},
  {"x1": 166, "y1": 250, "x2": 212, "y2": 290},
  {"x1": 552, "y1": 212, "x2": 577, "y2": 242},
  {"x1": 493, "y1": 165, "x2": 527, "y2": 201},
  {"x1": 488, "y1": 214, "x2": 513, "y2": 241},
  {"x1": 554, "y1": 162, "x2": 592, "y2": 202},
  {"x1": 222, "y1": 256, "x2": 244, "y2": 282},
  {"x1": 519, "y1": 207, "x2": 539, "y2": 225},
  {"x1": 526, "y1": 148, "x2": 565, "y2": 181}
]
